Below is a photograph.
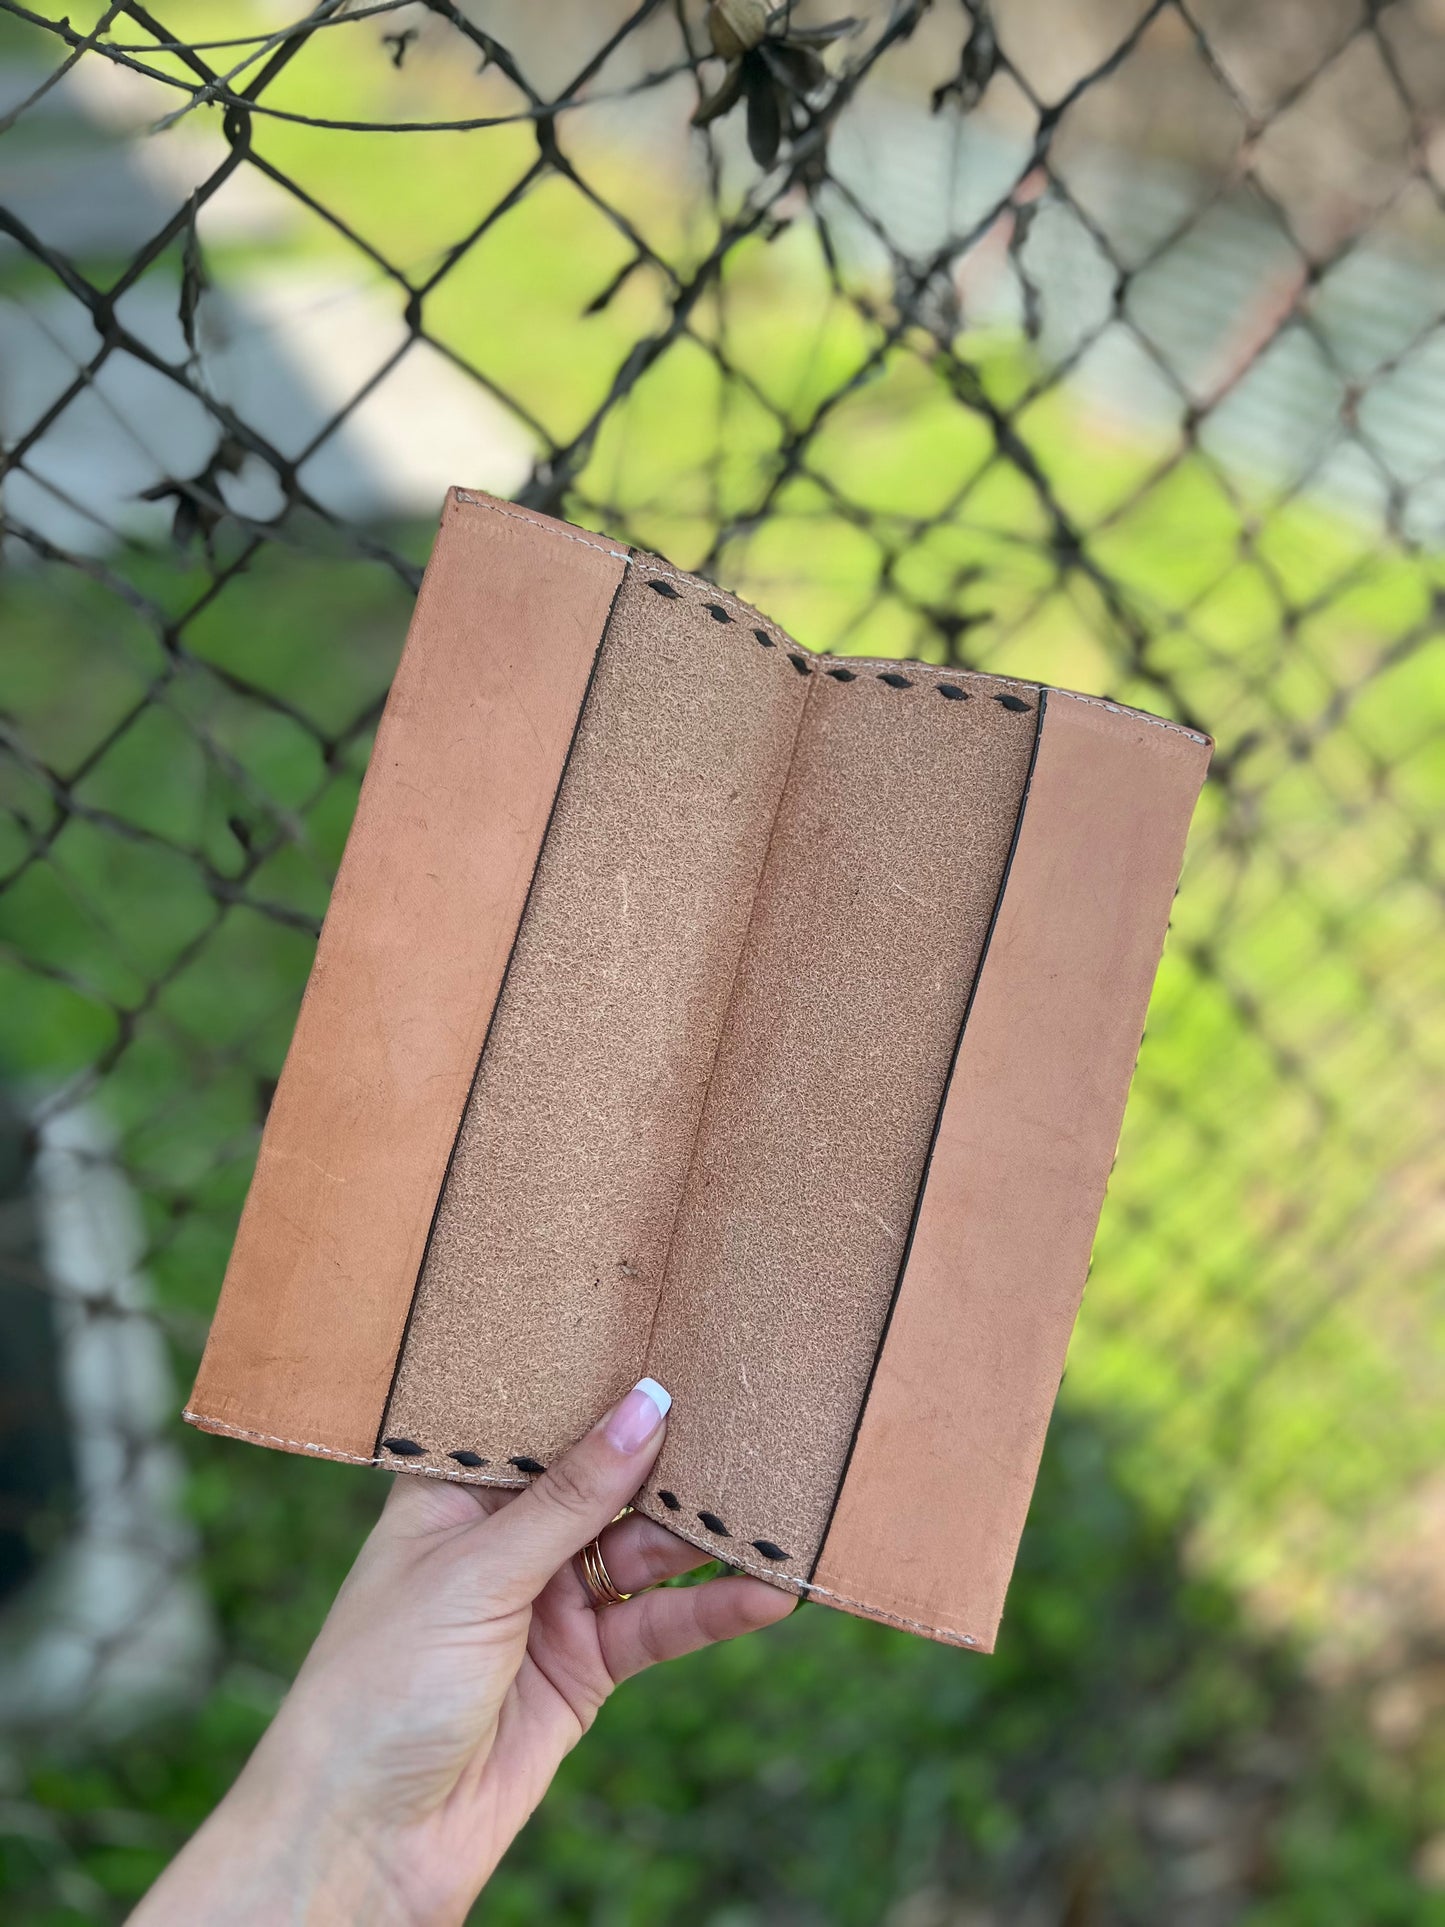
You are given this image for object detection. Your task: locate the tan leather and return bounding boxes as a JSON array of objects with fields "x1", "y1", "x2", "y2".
[
  {"x1": 187, "y1": 492, "x2": 626, "y2": 1458},
  {"x1": 811, "y1": 691, "x2": 1211, "y2": 1648},
  {"x1": 634, "y1": 668, "x2": 1035, "y2": 1579},
  {"x1": 379, "y1": 561, "x2": 810, "y2": 1472},
  {"x1": 187, "y1": 493, "x2": 1210, "y2": 1649}
]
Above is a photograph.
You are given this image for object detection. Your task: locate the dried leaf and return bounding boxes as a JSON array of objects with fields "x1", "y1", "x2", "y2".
[
  {"x1": 931, "y1": 0, "x2": 999, "y2": 115},
  {"x1": 709, "y1": 0, "x2": 771, "y2": 59},
  {"x1": 781, "y1": 15, "x2": 860, "y2": 45},
  {"x1": 692, "y1": 58, "x2": 746, "y2": 128},
  {"x1": 178, "y1": 194, "x2": 208, "y2": 358},
  {"x1": 743, "y1": 55, "x2": 783, "y2": 167},
  {"x1": 170, "y1": 489, "x2": 201, "y2": 550},
  {"x1": 692, "y1": 9, "x2": 852, "y2": 166},
  {"x1": 761, "y1": 41, "x2": 826, "y2": 96}
]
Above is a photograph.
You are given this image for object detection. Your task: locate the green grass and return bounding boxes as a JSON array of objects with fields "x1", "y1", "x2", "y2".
[{"x1": 2, "y1": 5, "x2": 1443, "y2": 1919}]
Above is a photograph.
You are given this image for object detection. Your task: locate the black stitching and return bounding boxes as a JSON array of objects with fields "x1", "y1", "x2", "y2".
[
  {"x1": 752, "y1": 1540, "x2": 790, "y2": 1561},
  {"x1": 994, "y1": 692, "x2": 1032, "y2": 712},
  {"x1": 381, "y1": 1437, "x2": 426, "y2": 1457},
  {"x1": 697, "y1": 1510, "x2": 731, "y2": 1536},
  {"x1": 448, "y1": 1450, "x2": 486, "y2": 1467},
  {"x1": 645, "y1": 578, "x2": 988, "y2": 715},
  {"x1": 657, "y1": 1489, "x2": 681, "y2": 1510},
  {"x1": 510, "y1": 1455, "x2": 545, "y2": 1474}
]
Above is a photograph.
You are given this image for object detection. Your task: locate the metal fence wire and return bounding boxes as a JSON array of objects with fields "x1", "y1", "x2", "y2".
[{"x1": 0, "y1": 1, "x2": 1443, "y2": 1920}]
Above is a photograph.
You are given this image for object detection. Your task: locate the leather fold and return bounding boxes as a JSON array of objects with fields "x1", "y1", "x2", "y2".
[
  {"x1": 186, "y1": 490, "x2": 1211, "y2": 1649},
  {"x1": 187, "y1": 492, "x2": 627, "y2": 1460}
]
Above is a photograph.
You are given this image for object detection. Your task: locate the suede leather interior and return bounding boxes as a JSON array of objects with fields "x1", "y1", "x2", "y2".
[
  {"x1": 635, "y1": 662, "x2": 1036, "y2": 1582},
  {"x1": 382, "y1": 561, "x2": 809, "y2": 1471}
]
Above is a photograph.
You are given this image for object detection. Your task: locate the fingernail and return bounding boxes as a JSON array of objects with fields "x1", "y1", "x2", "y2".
[{"x1": 605, "y1": 1377, "x2": 671, "y2": 1454}]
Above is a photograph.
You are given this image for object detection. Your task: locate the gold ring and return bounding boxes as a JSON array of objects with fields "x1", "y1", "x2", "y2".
[{"x1": 577, "y1": 1533, "x2": 632, "y2": 1609}]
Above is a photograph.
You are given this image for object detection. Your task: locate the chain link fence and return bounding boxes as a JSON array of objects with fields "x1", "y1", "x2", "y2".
[{"x1": 1, "y1": 2, "x2": 1442, "y2": 1920}]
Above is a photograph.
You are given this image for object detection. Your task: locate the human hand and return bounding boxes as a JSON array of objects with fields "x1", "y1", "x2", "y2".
[{"x1": 133, "y1": 1381, "x2": 795, "y2": 1925}]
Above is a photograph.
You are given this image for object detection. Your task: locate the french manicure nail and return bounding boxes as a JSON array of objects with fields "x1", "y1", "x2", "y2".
[{"x1": 605, "y1": 1377, "x2": 671, "y2": 1454}]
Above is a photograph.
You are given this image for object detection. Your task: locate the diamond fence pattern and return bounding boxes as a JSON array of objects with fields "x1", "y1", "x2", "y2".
[{"x1": 0, "y1": 0, "x2": 1442, "y2": 1892}]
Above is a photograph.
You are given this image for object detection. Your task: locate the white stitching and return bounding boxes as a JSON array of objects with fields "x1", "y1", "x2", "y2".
[
  {"x1": 185, "y1": 1411, "x2": 382, "y2": 1462},
  {"x1": 450, "y1": 494, "x2": 790, "y2": 647},
  {"x1": 183, "y1": 1410, "x2": 982, "y2": 1644},
  {"x1": 1051, "y1": 687, "x2": 1210, "y2": 745},
  {"x1": 450, "y1": 492, "x2": 864, "y2": 658},
  {"x1": 452, "y1": 489, "x2": 628, "y2": 560},
  {"x1": 450, "y1": 494, "x2": 799, "y2": 652}
]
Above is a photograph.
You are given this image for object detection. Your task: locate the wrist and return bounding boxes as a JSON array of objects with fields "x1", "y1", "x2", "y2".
[
  {"x1": 229, "y1": 1747, "x2": 423, "y2": 1926},
  {"x1": 134, "y1": 1752, "x2": 423, "y2": 1927}
]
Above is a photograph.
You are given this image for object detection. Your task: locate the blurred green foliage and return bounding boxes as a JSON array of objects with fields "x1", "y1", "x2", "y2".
[
  {"x1": 4, "y1": 1418, "x2": 1443, "y2": 1923},
  {"x1": 1, "y1": 4, "x2": 1443, "y2": 1921}
]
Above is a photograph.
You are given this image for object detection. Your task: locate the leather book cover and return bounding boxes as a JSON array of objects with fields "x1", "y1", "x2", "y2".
[{"x1": 185, "y1": 488, "x2": 1212, "y2": 1652}]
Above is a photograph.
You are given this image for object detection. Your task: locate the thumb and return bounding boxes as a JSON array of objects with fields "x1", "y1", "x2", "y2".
[{"x1": 478, "y1": 1378, "x2": 671, "y2": 1609}]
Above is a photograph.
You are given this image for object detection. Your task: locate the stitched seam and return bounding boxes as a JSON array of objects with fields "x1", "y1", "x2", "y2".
[
  {"x1": 633, "y1": 1507, "x2": 983, "y2": 1644},
  {"x1": 621, "y1": 558, "x2": 1205, "y2": 743},
  {"x1": 628, "y1": 565, "x2": 1203, "y2": 743},
  {"x1": 634, "y1": 573, "x2": 1033, "y2": 690},
  {"x1": 1048, "y1": 687, "x2": 1209, "y2": 745},
  {"x1": 184, "y1": 1409, "x2": 982, "y2": 1643},
  {"x1": 184, "y1": 1411, "x2": 530, "y2": 1483},
  {"x1": 450, "y1": 493, "x2": 1208, "y2": 747},
  {"x1": 452, "y1": 489, "x2": 628, "y2": 560},
  {"x1": 632, "y1": 549, "x2": 798, "y2": 647}
]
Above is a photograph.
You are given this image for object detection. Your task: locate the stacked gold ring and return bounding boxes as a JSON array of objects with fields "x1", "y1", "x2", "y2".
[
  {"x1": 576, "y1": 1506, "x2": 634, "y2": 1610},
  {"x1": 577, "y1": 1536, "x2": 632, "y2": 1609}
]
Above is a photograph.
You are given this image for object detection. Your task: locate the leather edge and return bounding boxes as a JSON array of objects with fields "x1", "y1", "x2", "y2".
[
  {"x1": 368, "y1": 551, "x2": 631, "y2": 1456},
  {"x1": 803, "y1": 690, "x2": 1047, "y2": 1585},
  {"x1": 809, "y1": 689, "x2": 1211, "y2": 1649},
  {"x1": 186, "y1": 490, "x2": 627, "y2": 1458}
]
